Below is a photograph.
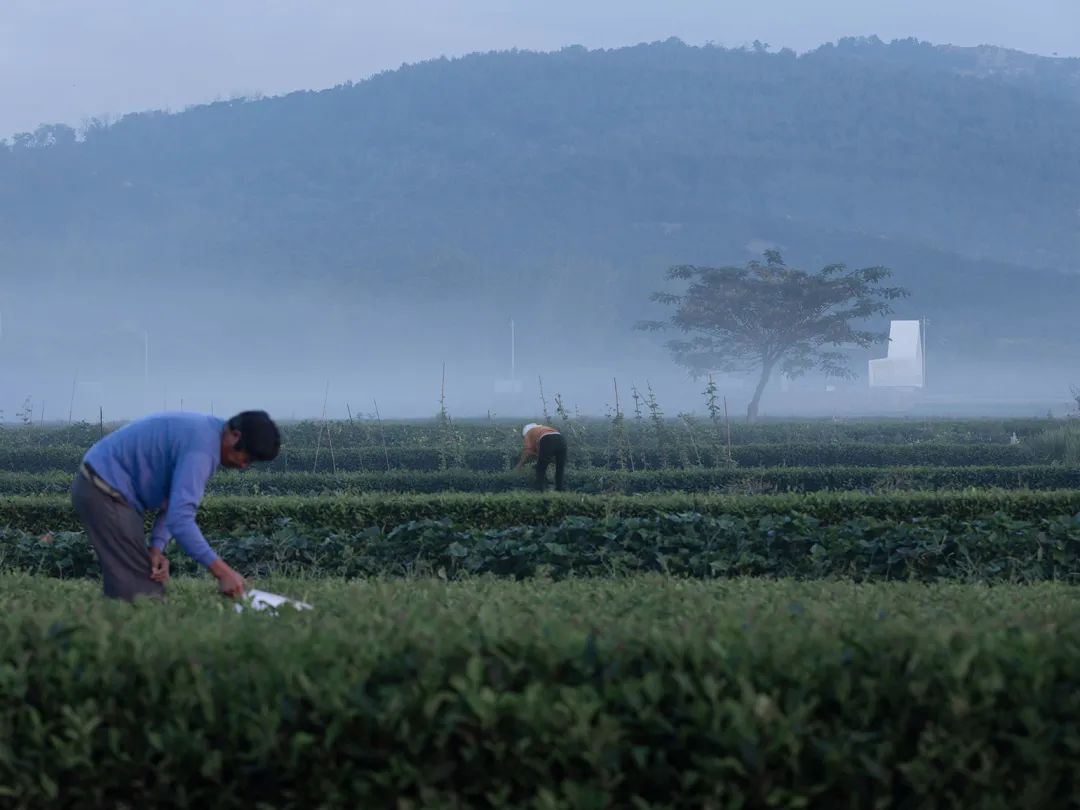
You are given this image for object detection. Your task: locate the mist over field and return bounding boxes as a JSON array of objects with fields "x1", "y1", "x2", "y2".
[{"x1": 3, "y1": 20, "x2": 1079, "y2": 421}]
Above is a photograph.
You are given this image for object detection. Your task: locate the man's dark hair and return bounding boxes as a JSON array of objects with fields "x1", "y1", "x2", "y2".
[{"x1": 227, "y1": 411, "x2": 281, "y2": 461}]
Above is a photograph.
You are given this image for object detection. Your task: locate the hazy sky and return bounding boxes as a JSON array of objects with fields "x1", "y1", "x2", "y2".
[{"x1": 2, "y1": 0, "x2": 1077, "y2": 138}]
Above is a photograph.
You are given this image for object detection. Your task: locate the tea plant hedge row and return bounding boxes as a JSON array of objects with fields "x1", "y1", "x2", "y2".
[
  {"x1": 0, "y1": 416, "x2": 1056, "y2": 448},
  {"x1": 5, "y1": 490, "x2": 1080, "y2": 535},
  {"x1": 0, "y1": 442, "x2": 1036, "y2": 474},
  {"x1": 7, "y1": 509, "x2": 1080, "y2": 583},
  {"x1": 2, "y1": 465, "x2": 1076, "y2": 497},
  {"x1": 2, "y1": 576, "x2": 1078, "y2": 808}
]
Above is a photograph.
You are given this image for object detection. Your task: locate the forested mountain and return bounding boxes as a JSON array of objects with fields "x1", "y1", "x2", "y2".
[{"x1": 1, "y1": 36, "x2": 1078, "y2": 416}]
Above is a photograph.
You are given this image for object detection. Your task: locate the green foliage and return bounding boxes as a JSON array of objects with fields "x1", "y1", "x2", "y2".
[
  {"x1": 1024, "y1": 423, "x2": 1080, "y2": 465},
  {"x1": 0, "y1": 441, "x2": 1035, "y2": 474},
  {"x1": 643, "y1": 383, "x2": 669, "y2": 469},
  {"x1": 5, "y1": 465, "x2": 1080, "y2": 498},
  {"x1": 435, "y1": 378, "x2": 467, "y2": 471},
  {"x1": 224, "y1": 441, "x2": 1041, "y2": 471},
  {"x1": 605, "y1": 382, "x2": 634, "y2": 471},
  {"x1": 7, "y1": 509, "x2": 1080, "y2": 583},
  {"x1": 4, "y1": 412, "x2": 1080, "y2": 805},
  {"x1": 6, "y1": 490, "x2": 1080, "y2": 536},
  {"x1": 0, "y1": 416, "x2": 1058, "y2": 450},
  {"x1": 553, "y1": 393, "x2": 591, "y2": 470},
  {"x1": 637, "y1": 251, "x2": 908, "y2": 420},
  {"x1": 675, "y1": 412, "x2": 703, "y2": 467},
  {"x1": 1, "y1": 576, "x2": 1079, "y2": 807},
  {"x1": 701, "y1": 373, "x2": 734, "y2": 465}
]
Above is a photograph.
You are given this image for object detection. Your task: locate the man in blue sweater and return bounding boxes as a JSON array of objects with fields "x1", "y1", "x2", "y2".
[{"x1": 71, "y1": 410, "x2": 281, "y2": 602}]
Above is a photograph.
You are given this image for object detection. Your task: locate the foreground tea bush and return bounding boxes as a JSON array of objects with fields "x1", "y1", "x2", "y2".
[
  {"x1": 1, "y1": 576, "x2": 1078, "y2": 808},
  {"x1": 7, "y1": 510, "x2": 1080, "y2": 583}
]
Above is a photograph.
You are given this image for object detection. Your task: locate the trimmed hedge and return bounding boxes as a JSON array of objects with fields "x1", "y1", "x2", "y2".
[
  {"x1": 0, "y1": 416, "x2": 1056, "y2": 448},
  {"x1": 3, "y1": 465, "x2": 1077, "y2": 498},
  {"x1": 0, "y1": 441, "x2": 1034, "y2": 474},
  {"x1": 1, "y1": 576, "x2": 1079, "y2": 807},
  {"x1": 4, "y1": 490, "x2": 1080, "y2": 535},
  {"x1": 8, "y1": 510, "x2": 1080, "y2": 583}
]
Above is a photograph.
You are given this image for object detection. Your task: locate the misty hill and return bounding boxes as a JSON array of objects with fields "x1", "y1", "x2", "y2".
[
  {"x1": 1, "y1": 36, "x2": 1079, "y2": 416},
  {"x1": 814, "y1": 36, "x2": 1080, "y2": 101}
]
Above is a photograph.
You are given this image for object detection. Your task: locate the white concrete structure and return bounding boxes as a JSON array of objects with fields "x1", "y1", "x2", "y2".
[{"x1": 869, "y1": 320, "x2": 924, "y2": 388}]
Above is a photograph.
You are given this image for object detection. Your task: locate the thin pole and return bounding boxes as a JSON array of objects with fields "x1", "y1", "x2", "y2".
[
  {"x1": 313, "y1": 381, "x2": 330, "y2": 473},
  {"x1": 344, "y1": 402, "x2": 361, "y2": 472},
  {"x1": 723, "y1": 396, "x2": 733, "y2": 464},
  {"x1": 327, "y1": 425, "x2": 337, "y2": 475},
  {"x1": 68, "y1": 369, "x2": 78, "y2": 423},
  {"x1": 614, "y1": 376, "x2": 635, "y2": 472},
  {"x1": 373, "y1": 398, "x2": 390, "y2": 471}
]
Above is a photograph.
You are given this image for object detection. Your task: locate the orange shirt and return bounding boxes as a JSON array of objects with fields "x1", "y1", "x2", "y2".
[{"x1": 523, "y1": 425, "x2": 560, "y2": 457}]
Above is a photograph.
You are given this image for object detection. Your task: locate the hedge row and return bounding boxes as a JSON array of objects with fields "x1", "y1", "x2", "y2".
[
  {"x1": 4, "y1": 490, "x2": 1080, "y2": 535},
  {"x1": 271, "y1": 417, "x2": 1058, "y2": 447},
  {"x1": 8, "y1": 510, "x2": 1080, "y2": 583},
  {"x1": 2, "y1": 576, "x2": 1079, "y2": 807},
  {"x1": 0, "y1": 442, "x2": 1035, "y2": 474},
  {"x1": 0, "y1": 416, "x2": 1057, "y2": 448},
  {"x1": 3, "y1": 465, "x2": 1076, "y2": 498}
]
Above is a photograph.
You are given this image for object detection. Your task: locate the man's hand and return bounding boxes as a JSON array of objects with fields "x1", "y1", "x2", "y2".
[
  {"x1": 149, "y1": 548, "x2": 170, "y2": 583},
  {"x1": 209, "y1": 559, "x2": 246, "y2": 599}
]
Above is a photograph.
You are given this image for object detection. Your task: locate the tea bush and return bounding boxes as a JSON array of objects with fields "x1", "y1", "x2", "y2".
[
  {"x1": 6, "y1": 509, "x2": 1080, "y2": 584},
  {"x1": 1, "y1": 576, "x2": 1078, "y2": 808}
]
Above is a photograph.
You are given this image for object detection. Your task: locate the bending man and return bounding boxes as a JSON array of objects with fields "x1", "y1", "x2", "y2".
[
  {"x1": 71, "y1": 410, "x2": 281, "y2": 602},
  {"x1": 515, "y1": 422, "x2": 568, "y2": 492}
]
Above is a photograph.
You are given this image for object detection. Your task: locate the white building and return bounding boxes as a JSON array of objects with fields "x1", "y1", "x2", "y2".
[{"x1": 869, "y1": 320, "x2": 924, "y2": 388}]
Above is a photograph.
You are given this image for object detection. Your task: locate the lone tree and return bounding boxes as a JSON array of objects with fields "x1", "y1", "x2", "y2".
[{"x1": 637, "y1": 251, "x2": 908, "y2": 421}]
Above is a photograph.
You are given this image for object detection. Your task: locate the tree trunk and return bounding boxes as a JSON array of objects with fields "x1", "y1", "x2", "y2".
[{"x1": 746, "y1": 362, "x2": 774, "y2": 423}]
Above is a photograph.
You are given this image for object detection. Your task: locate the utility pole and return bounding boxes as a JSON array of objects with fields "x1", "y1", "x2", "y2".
[{"x1": 510, "y1": 318, "x2": 516, "y2": 380}]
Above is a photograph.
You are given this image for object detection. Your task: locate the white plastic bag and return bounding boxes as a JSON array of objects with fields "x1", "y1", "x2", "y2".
[{"x1": 234, "y1": 588, "x2": 314, "y2": 615}]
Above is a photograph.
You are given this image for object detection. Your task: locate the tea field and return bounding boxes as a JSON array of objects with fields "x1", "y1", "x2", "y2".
[{"x1": 2, "y1": 416, "x2": 1079, "y2": 807}]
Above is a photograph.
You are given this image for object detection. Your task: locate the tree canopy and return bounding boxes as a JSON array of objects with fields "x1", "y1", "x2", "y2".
[{"x1": 638, "y1": 251, "x2": 909, "y2": 420}]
